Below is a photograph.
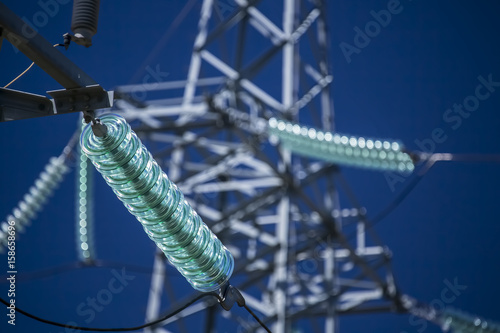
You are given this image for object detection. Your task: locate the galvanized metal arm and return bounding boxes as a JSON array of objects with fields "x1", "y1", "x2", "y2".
[{"x1": 0, "y1": 2, "x2": 112, "y2": 122}]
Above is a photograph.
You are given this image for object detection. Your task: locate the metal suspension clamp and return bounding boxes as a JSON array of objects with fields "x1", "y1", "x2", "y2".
[
  {"x1": 219, "y1": 283, "x2": 245, "y2": 311},
  {"x1": 82, "y1": 110, "x2": 107, "y2": 137}
]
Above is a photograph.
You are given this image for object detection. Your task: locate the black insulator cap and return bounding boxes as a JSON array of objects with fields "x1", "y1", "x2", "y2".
[{"x1": 71, "y1": 0, "x2": 100, "y2": 47}]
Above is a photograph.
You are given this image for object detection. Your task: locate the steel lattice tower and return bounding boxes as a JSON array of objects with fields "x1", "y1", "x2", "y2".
[
  {"x1": 1, "y1": 1, "x2": 500, "y2": 332},
  {"x1": 113, "y1": 0, "x2": 403, "y2": 332}
]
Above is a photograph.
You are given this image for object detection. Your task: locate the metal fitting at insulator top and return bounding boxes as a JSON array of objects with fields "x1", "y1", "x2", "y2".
[{"x1": 71, "y1": 0, "x2": 101, "y2": 47}]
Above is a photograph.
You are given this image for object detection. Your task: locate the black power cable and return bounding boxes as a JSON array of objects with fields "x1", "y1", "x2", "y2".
[
  {"x1": 0, "y1": 290, "x2": 272, "y2": 332},
  {"x1": 369, "y1": 155, "x2": 436, "y2": 226},
  {"x1": 242, "y1": 304, "x2": 272, "y2": 333},
  {"x1": 343, "y1": 152, "x2": 500, "y2": 242},
  {"x1": 370, "y1": 152, "x2": 500, "y2": 226},
  {"x1": 0, "y1": 293, "x2": 218, "y2": 332}
]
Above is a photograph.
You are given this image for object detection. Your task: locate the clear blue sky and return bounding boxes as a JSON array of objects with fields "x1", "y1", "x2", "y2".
[{"x1": 1, "y1": 1, "x2": 500, "y2": 332}]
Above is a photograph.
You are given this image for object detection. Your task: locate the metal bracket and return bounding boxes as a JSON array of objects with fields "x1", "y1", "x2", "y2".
[
  {"x1": 219, "y1": 284, "x2": 245, "y2": 311},
  {"x1": 0, "y1": 2, "x2": 97, "y2": 89},
  {"x1": 0, "y1": 3, "x2": 114, "y2": 123},
  {"x1": 0, "y1": 85, "x2": 113, "y2": 122},
  {"x1": 0, "y1": 88, "x2": 54, "y2": 122},
  {"x1": 47, "y1": 85, "x2": 113, "y2": 114}
]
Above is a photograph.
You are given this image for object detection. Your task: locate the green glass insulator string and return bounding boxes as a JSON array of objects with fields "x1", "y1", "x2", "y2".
[
  {"x1": 80, "y1": 114, "x2": 234, "y2": 292},
  {"x1": 439, "y1": 308, "x2": 500, "y2": 333},
  {"x1": 269, "y1": 118, "x2": 415, "y2": 173},
  {"x1": 0, "y1": 156, "x2": 69, "y2": 252},
  {"x1": 76, "y1": 117, "x2": 95, "y2": 262}
]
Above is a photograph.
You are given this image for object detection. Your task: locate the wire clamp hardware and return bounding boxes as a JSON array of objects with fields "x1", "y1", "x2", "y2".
[
  {"x1": 219, "y1": 284, "x2": 245, "y2": 311},
  {"x1": 82, "y1": 109, "x2": 107, "y2": 137},
  {"x1": 90, "y1": 117, "x2": 108, "y2": 138}
]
